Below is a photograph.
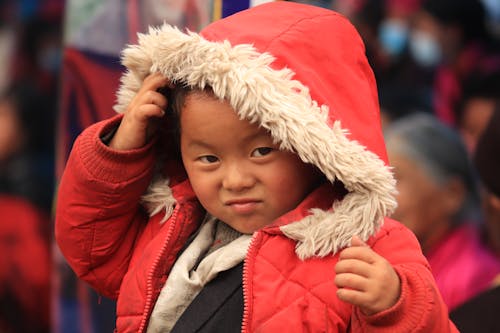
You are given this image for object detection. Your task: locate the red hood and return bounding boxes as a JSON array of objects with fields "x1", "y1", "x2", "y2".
[
  {"x1": 114, "y1": 1, "x2": 397, "y2": 258},
  {"x1": 201, "y1": 2, "x2": 387, "y2": 162}
]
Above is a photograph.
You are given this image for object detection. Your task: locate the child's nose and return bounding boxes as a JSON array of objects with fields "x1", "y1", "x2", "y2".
[{"x1": 222, "y1": 163, "x2": 255, "y2": 191}]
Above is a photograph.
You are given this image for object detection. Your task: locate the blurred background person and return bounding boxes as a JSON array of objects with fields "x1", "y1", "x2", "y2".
[
  {"x1": 333, "y1": 0, "x2": 436, "y2": 127},
  {"x1": 449, "y1": 104, "x2": 500, "y2": 332},
  {"x1": 384, "y1": 112, "x2": 500, "y2": 311},
  {"x1": 335, "y1": 0, "x2": 500, "y2": 130},
  {"x1": 373, "y1": 0, "x2": 437, "y2": 126},
  {"x1": 409, "y1": 0, "x2": 500, "y2": 126},
  {"x1": 0, "y1": 1, "x2": 63, "y2": 332},
  {"x1": 455, "y1": 70, "x2": 500, "y2": 154},
  {"x1": 0, "y1": 83, "x2": 53, "y2": 333},
  {"x1": 472, "y1": 105, "x2": 500, "y2": 258},
  {"x1": 0, "y1": 83, "x2": 55, "y2": 211}
]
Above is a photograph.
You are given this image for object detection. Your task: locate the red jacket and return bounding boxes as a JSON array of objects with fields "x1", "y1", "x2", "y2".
[
  {"x1": 56, "y1": 2, "x2": 458, "y2": 332},
  {"x1": 56, "y1": 118, "x2": 456, "y2": 332}
]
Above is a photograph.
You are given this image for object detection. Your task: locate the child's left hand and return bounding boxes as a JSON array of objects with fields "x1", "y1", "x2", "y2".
[{"x1": 334, "y1": 236, "x2": 401, "y2": 315}]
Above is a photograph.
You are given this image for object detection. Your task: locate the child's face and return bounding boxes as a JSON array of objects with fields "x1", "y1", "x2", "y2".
[{"x1": 179, "y1": 92, "x2": 320, "y2": 233}]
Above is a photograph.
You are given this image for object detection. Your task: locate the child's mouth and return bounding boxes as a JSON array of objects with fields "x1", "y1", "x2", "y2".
[{"x1": 226, "y1": 199, "x2": 260, "y2": 214}]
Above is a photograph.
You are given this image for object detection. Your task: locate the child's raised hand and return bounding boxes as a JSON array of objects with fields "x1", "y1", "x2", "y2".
[
  {"x1": 109, "y1": 73, "x2": 171, "y2": 150},
  {"x1": 334, "y1": 236, "x2": 401, "y2": 315}
]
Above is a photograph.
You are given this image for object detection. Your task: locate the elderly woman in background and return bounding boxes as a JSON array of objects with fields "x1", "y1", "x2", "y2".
[
  {"x1": 449, "y1": 105, "x2": 500, "y2": 332},
  {"x1": 384, "y1": 112, "x2": 500, "y2": 311}
]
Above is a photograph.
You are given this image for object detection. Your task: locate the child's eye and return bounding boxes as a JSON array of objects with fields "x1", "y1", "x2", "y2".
[
  {"x1": 199, "y1": 155, "x2": 219, "y2": 163},
  {"x1": 252, "y1": 147, "x2": 273, "y2": 157}
]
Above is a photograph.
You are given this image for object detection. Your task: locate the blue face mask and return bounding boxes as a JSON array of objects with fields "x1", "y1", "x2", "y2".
[
  {"x1": 482, "y1": 0, "x2": 500, "y2": 21},
  {"x1": 378, "y1": 19, "x2": 409, "y2": 57},
  {"x1": 409, "y1": 30, "x2": 442, "y2": 67},
  {"x1": 482, "y1": 0, "x2": 500, "y2": 37}
]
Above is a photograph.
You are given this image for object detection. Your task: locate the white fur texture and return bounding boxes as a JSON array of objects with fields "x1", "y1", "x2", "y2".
[{"x1": 116, "y1": 24, "x2": 397, "y2": 259}]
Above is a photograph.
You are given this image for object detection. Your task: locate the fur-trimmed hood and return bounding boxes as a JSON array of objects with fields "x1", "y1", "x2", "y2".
[{"x1": 113, "y1": 1, "x2": 397, "y2": 259}]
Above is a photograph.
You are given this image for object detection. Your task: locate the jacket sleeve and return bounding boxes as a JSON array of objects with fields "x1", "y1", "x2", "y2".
[
  {"x1": 55, "y1": 115, "x2": 156, "y2": 299},
  {"x1": 350, "y1": 219, "x2": 459, "y2": 333}
]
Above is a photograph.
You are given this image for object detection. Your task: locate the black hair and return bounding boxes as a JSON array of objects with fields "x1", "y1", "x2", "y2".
[
  {"x1": 456, "y1": 70, "x2": 500, "y2": 126},
  {"x1": 156, "y1": 83, "x2": 216, "y2": 161},
  {"x1": 421, "y1": 0, "x2": 488, "y2": 43},
  {"x1": 0, "y1": 81, "x2": 54, "y2": 153}
]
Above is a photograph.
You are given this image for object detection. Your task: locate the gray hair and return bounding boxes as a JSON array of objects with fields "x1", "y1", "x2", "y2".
[{"x1": 384, "y1": 112, "x2": 480, "y2": 224}]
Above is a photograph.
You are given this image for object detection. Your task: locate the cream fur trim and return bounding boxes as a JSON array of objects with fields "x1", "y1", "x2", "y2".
[
  {"x1": 140, "y1": 177, "x2": 175, "y2": 223},
  {"x1": 116, "y1": 24, "x2": 397, "y2": 258}
]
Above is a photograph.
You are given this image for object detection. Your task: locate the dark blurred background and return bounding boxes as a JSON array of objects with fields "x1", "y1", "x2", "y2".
[{"x1": 0, "y1": 1, "x2": 62, "y2": 332}]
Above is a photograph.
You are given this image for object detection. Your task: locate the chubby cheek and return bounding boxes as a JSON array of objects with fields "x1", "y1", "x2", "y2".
[
  {"x1": 182, "y1": 163, "x2": 216, "y2": 204},
  {"x1": 188, "y1": 176, "x2": 218, "y2": 207},
  {"x1": 264, "y1": 169, "x2": 313, "y2": 215}
]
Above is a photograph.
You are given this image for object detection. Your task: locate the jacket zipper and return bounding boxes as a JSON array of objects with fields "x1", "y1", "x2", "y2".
[
  {"x1": 241, "y1": 231, "x2": 261, "y2": 333},
  {"x1": 137, "y1": 207, "x2": 180, "y2": 333}
]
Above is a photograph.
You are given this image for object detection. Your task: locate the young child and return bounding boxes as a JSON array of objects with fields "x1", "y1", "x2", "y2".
[{"x1": 55, "y1": 2, "x2": 458, "y2": 332}]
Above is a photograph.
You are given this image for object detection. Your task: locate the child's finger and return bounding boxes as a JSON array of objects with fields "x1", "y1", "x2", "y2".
[
  {"x1": 136, "y1": 104, "x2": 165, "y2": 119},
  {"x1": 336, "y1": 287, "x2": 368, "y2": 308},
  {"x1": 126, "y1": 90, "x2": 167, "y2": 122},
  {"x1": 136, "y1": 91, "x2": 168, "y2": 111},
  {"x1": 339, "y1": 246, "x2": 376, "y2": 263},
  {"x1": 334, "y1": 272, "x2": 367, "y2": 291},
  {"x1": 142, "y1": 72, "x2": 171, "y2": 91},
  {"x1": 142, "y1": 72, "x2": 171, "y2": 88},
  {"x1": 335, "y1": 258, "x2": 371, "y2": 277}
]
